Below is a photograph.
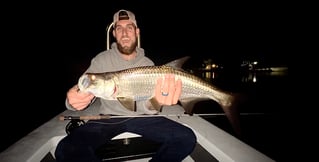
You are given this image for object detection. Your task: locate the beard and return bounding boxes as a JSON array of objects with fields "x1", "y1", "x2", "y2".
[{"x1": 117, "y1": 39, "x2": 138, "y2": 55}]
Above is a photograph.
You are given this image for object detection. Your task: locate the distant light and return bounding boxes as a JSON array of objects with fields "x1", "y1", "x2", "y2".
[
  {"x1": 253, "y1": 75, "x2": 257, "y2": 82},
  {"x1": 253, "y1": 61, "x2": 258, "y2": 65},
  {"x1": 212, "y1": 64, "x2": 217, "y2": 68}
]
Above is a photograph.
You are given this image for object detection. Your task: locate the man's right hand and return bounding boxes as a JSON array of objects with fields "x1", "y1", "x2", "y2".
[{"x1": 67, "y1": 85, "x2": 95, "y2": 110}]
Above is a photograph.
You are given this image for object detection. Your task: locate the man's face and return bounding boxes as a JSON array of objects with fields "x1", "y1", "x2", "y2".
[{"x1": 113, "y1": 20, "x2": 139, "y2": 55}]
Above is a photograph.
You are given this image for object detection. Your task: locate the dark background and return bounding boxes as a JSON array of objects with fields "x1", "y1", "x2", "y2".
[{"x1": 1, "y1": 1, "x2": 290, "y2": 158}]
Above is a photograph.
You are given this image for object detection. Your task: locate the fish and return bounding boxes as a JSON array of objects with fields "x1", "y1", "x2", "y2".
[{"x1": 78, "y1": 56, "x2": 241, "y2": 136}]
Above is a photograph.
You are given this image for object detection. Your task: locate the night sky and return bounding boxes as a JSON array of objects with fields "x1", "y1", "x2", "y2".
[
  {"x1": 1, "y1": 1, "x2": 289, "y2": 152},
  {"x1": 5, "y1": 1, "x2": 288, "y2": 65}
]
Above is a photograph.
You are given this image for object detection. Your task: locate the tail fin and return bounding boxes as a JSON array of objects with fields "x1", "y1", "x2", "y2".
[
  {"x1": 222, "y1": 92, "x2": 249, "y2": 138},
  {"x1": 222, "y1": 103, "x2": 241, "y2": 137},
  {"x1": 180, "y1": 93, "x2": 244, "y2": 137}
]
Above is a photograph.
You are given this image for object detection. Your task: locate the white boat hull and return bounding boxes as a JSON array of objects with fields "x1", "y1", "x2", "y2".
[{"x1": 0, "y1": 103, "x2": 274, "y2": 162}]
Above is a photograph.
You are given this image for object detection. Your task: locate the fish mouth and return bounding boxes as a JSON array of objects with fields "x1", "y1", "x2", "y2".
[{"x1": 78, "y1": 74, "x2": 90, "y2": 91}]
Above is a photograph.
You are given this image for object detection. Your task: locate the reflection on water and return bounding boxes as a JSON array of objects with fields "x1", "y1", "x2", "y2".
[
  {"x1": 192, "y1": 68, "x2": 288, "y2": 162},
  {"x1": 202, "y1": 71, "x2": 216, "y2": 80},
  {"x1": 242, "y1": 72, "x2": 257, "y2": 83},
  {"x1": 197, "y1": 68, "x2": 288, "y2": 84}
]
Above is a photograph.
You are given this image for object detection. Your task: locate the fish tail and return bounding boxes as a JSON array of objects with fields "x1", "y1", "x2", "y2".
[
  {"x1": 222, "y1": 103, "x2": 241, "y2": 137},
  {"x1": 222, "y1": 92, "x2": 248, "y2": 138}
]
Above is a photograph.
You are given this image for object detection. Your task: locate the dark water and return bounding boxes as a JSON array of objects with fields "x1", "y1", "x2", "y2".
[
  {"x1": 193, "y1": 69, "x2": 289, "y2": 162},
  {"x1": 1, "y1": 68, "x2": 289, "y2": 161}
]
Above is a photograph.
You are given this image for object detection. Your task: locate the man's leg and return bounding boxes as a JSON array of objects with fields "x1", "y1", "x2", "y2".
[
  {"x1": 127, "y1": 117, "x2": 197, "y2": 162},
  {"x1": 55, "y1": 118, "x2": 130, "y2": 162}
]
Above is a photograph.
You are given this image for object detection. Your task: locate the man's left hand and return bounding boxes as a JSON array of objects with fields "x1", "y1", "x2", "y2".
[{"x1": 154, "y1": 74, "x2": 182, "y2": 105}]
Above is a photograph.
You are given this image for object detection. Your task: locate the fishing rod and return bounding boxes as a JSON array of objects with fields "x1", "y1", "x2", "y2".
[
  {"x1": 59, "y1": 114, "x2": 221, "y2": 121},
  {"x1": 59, "y1": 113, "x2": 265, "y2": 121},
  {"x1": 60, "y1": 113, "x2": 266, "y2": 135}
]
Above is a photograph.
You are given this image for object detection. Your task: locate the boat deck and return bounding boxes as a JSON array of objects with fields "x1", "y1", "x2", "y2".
[{"x1": 0, "y1": 101, "x2": 274, "y2": 162}]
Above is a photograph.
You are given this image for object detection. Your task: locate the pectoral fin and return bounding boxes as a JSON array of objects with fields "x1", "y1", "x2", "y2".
[
  {"x1": 149, "y1": 97, "x2": 163, "y2": 112},
  {"x1": 117, "y1": 97, "x2": 136, "y2": 111}
]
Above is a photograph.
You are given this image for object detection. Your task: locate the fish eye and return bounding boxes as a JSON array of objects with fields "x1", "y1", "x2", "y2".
[{"x1": 90, "y1": 75, "x2": 96, "y2": 80}]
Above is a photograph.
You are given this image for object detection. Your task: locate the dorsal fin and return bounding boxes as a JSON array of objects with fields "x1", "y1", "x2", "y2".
[{"x1": 164, "y1": 56, "x2": 191, "y2": 69}]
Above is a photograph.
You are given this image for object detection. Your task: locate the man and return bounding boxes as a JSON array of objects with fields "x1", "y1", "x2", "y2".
[{"x1": 55, "y1": 9, "x2": 197, "y2": 162}]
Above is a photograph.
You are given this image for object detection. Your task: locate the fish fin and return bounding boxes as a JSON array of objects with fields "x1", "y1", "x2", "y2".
[
  {"x1": 221, "y1": 104, "x2": 241, "y2": 137},
  {"x1": 164, "y1": 56, "x2": 191, "y2": 69},
  {"x1": 149, "y1": 97, "x2": 163, "y2": 112},
  {"x1": 219, "y1": 93, "x2": 247, "y2": 138},
  {"x1": 117, "y1": 97, "x2": 136, "y2": 111},
  {"x1": 181, "y1": 95, "x2": 243, "y2": 137},
  {"x1": 179, "y1": 98, "x2": 210, "y2": 115}
]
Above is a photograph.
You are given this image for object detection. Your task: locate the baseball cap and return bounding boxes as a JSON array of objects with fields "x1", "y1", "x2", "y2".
[{"x1": 113, "y1": 9, "x2": 137, "y2": 27}]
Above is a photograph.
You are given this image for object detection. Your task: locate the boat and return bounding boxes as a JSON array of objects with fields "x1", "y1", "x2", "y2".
[
  {"x1": 0, "y1": 22, "x2": 275, "y2": 162},
  {"x1": 0, "y1": 99, "x2": 274, "y2": 162}
]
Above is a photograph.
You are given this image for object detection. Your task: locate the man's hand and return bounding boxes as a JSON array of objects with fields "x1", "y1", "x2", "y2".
[
  {"x1": 154, "y1": 74, "x2": 182, "y2": 106},
  {"x1": 67, "y1": 85, "x2": 95, "y2": 110}
]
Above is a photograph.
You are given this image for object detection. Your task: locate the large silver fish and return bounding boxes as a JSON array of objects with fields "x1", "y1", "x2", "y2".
[{"x1": 78, "y1": 56, "x2": 241, "y2": 135}]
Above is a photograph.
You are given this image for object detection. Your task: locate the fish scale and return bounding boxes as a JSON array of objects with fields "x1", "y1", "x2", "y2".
[{"x1": 116, "y1": 66, "x2": 233, "y2": 105}]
